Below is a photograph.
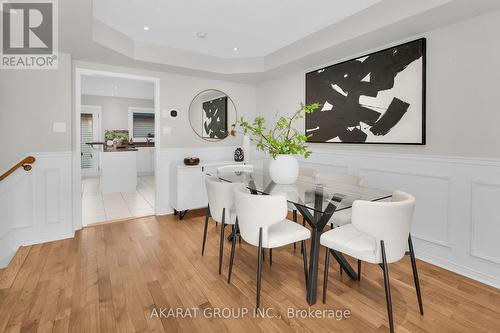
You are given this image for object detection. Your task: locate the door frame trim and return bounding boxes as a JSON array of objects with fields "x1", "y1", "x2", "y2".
[
  {"x1": 80, "y1": 104, "x2": 102, "y2": 178},
  {"x1": 74, "y1": 68, "x2": 161, "y2": 231}
]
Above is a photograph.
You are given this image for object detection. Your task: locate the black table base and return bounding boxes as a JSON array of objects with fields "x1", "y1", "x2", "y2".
[{"x1": 294, "y1": 194, "x2": 358, "y2": 305}]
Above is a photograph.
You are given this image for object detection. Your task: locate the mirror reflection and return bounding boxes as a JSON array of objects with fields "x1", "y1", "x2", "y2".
[{"x1": 188, "y1": 89, "x2": 237, "y2": 141}]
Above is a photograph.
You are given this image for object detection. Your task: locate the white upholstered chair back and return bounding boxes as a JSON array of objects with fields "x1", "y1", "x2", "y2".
[
  {"x1": 205, "y1": 176, "x2": 238, "y2": 224},
  {"x1": 351, "y1": 190, "x2": 415, "y2": 263},
  {"x1": 234, "y1": 185, "x2": 287, "y2": 247}
]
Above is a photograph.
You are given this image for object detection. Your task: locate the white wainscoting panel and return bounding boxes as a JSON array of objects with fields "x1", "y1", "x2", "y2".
[
  {"x1": 297, "y1": 148, "x2": 500, "y2": 289},
  {"x1": 359, "y1": 168, "x2": 451, "y2": 248},
  {"x1": 0, "y1": 152, "x2": 74, "y2": 268},
  {"x1": 470, "y1": 182, "x2": 500, "y2": 265}
]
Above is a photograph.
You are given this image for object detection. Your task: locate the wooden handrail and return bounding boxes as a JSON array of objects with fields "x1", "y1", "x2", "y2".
[{"x1": 0, "y1": 156, "x2": 36, "y2": 182}]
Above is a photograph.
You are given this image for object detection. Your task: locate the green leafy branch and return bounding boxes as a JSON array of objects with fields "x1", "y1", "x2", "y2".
[{"x1": 239, "y1": 103, "x2": 320, "y2": 159}]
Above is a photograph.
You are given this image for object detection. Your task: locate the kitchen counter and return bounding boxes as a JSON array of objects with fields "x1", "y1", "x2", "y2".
[
  {"x1": 85, "y1": 142, "x2": 154, "y2": 151},
  {"x1": 103, "y1": 146, "x2": 138, "y2": 152},
  {"x1": 131, "y1": 142, "x2": 155, "y2": 148}
]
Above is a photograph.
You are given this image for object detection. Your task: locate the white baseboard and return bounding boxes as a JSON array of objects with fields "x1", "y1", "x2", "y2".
[{"x1": 416, "y1": 249, "x2": 500, "y2": 289}]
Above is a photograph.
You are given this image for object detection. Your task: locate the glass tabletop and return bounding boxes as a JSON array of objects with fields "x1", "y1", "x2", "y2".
[{"x1": 207, "y1": 169, "x2": 392, "y2": 214}]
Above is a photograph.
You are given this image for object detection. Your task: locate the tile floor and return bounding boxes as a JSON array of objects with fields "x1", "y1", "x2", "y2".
[{"x1": 82, "y1": 175, "x2": 155, "y2": 225}]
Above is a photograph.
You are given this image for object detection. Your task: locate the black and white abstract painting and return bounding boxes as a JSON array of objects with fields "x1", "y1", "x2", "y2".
[
  {"x1": 305, "y1": 38, "x2": 426, "y2": 144},
  {"x1": 202, "y1": 97, "x2": 228, "y2": 139}
]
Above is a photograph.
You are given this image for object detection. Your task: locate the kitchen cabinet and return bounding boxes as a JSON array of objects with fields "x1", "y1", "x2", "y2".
[{"x1": 136, "y1": 147, "x2": 155, "y2": 175}]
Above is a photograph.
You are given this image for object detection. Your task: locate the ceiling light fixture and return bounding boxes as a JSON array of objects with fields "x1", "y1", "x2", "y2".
[
  {"x1": 196, "y1": 32, "x2": 207, "y2": 39},
  {"x1": 233, "y1": 47, "x2": 238, "y2": 52},
  {"x1": 143, "y1": 26, "x2": 150, "y2": 31}
]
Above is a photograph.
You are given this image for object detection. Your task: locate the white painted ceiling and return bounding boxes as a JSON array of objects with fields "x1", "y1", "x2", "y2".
[
  {"x1": 93, "y1": 0, "x2": 381, "y2": 58},
  {"x1": 81, "y1": 75, "x2": 154, "y2": 100}
]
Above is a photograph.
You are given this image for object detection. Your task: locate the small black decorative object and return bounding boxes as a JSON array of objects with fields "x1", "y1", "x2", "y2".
[
  {"x1": 170, "y1": 109, "x2": 178, "y2": 118},
  {"x1": 234, "y1": 147, "x2": 244, "y2": 162},
  {"x1": 184, "y1": 157, "x2": 200, "y2": 166}
]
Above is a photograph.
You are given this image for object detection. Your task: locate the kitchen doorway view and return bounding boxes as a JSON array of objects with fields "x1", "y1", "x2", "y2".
[{"x1": 79, "y1": 73, "x2": 157, "y2": 225}]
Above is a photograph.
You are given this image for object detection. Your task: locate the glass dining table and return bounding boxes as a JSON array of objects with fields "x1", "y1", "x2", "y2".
[{"x1": 208, "y1": 168, "x2": 392, "y2": 305}]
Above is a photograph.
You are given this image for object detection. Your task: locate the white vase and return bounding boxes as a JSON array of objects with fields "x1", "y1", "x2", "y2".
[{"x1": 269, "y1": 154, "x2": 299, "y2": 184}]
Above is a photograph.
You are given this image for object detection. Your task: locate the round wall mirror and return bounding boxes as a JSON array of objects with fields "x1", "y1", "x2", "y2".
[{"x1": 188, "y1": 89, "x2": 237, "y2": 141}]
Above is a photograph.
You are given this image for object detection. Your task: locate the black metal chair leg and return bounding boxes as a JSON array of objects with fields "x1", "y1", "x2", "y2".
[
  {"x1": 293, "y1": 210, "x2": 297, "y2": 250},
  {"x1": 256, "y1": 228, "x2": 263, "y2": 309},
  {"x1": 409, "y1": 234, "x2": 424, "y2": 315},
  {"x1": 201, "y1": 212, "x2": 209, "y2": 256},
  {"x1": 236, "y1": 217, "x2": 241, "y2": 244},
  {"x1": 322, "y1": 247, "x2": 330, "y2": 303},
  {"x1": 300, "y1": 217, "x2": 305, "y2": 254},
  {"x1": 381, "y1": 240, "x2": 395, "y2": 333},
  {"x1": 269, "y1": 249, "x2": 272, "y2": 266},
  {"x1": 218, "y1": 208, "x2": 226, "y2": 275},
  {"x1": 227, "y1": 220, "x2": 238, "y2": 284},
  {"x1": 302, "y1": 240, "x2": 308, "y2": 286},
  {"x1": 357, "y1": 260, "x2": 362, "y2": 281}
]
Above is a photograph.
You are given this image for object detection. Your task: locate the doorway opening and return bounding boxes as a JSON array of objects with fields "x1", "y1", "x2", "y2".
[{"x1": 75, "y1": 69, "x2": 160, "y2": 227}]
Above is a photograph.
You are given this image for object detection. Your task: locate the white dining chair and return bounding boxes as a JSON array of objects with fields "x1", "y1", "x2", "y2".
[
  {"x1": 217, "y1": 164, "x2": 254, "y2": 241},
  {"x1": 217, "y1": 164, "x2": 254, "y2": 174},
  {"x1": 230, "y1": 185, "x2": 311, "y2": 308},
  {"x1": 203, "y1": 176, "x2": 239, "y2": 275},
  {"x1": 315, "y1": 172, "x2": 364, "y2": 228},
  {"x1": 320, "y1": 191, "x2": 423, "y2": 333}
]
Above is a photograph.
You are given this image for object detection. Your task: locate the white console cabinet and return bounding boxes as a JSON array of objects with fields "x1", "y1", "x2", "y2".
[{"x1": 170, "y1": 161, "x2": 245, "y2": 219}]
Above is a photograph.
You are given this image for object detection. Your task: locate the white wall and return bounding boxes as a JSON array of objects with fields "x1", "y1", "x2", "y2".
[
  {"x1": 0, "y1": 54, "x2": 75, "y2": 267},
  {"x1": 0, "y1": 53, "x2": 72, "y2": 173},
  {"x1": 81, "y1": 94, "x2": 154, "y2": 138},
  {"x1": 74, "y1": 60, "x2": 257, "y2": 149},
  {"x1": 257, "y1": 9, "x2": 500, "y2": 159},
  {"x1": 255, "y1": 10, "x2": 500, "y2": 288}
]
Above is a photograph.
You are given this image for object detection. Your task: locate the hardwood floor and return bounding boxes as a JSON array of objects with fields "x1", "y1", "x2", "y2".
[{"x1": 1, "y1": 211, "x2": 500, "y2": 332}]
